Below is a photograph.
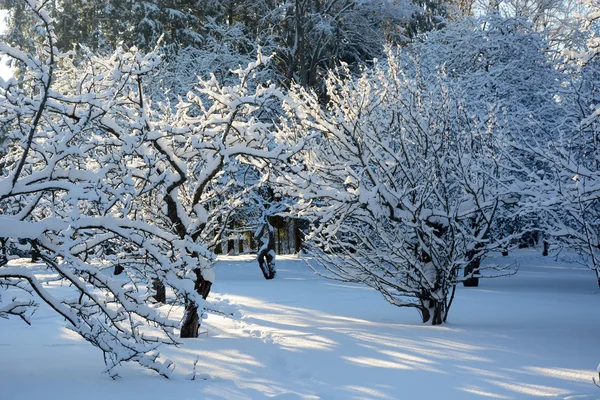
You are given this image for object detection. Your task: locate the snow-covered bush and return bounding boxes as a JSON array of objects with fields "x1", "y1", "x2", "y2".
[{"x1": 274, "y1": 53, "x2": 517, "y2": 325}]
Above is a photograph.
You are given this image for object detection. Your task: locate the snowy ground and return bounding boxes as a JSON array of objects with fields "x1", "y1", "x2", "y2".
[{"x1": 1, "y1": 249, "x2": 599, "y2": 399}]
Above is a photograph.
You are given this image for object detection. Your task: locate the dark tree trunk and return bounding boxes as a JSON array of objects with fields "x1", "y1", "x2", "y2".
[
  {"x1": 0, "y1": 238, "x2": 7, "y2": 267},
  {"x1": 443, "y1": 284, "x2": 457, "y2": 323},
  {"x1": 152, "y1": 279, "x2": 166, "y2": 303},
  {"x1": 542, "y1": 241, "x2": 550, "y2": 256},
  {"x1": 419, "y1": 296, "x2": 445, "y2": 325},
  {"x1": 420, "y1": 305, "x2": 430, "y2": 324},
  {"x1": 463, "y1": 249, "x2": 480, "y2": 287},
  {"x1": 113, "y1": 263, "x2": 124, "y2": 275},
  {"x1": 294, "y1": 219, "x2": 309, "y2": 253},
  {"x1": 431, "y1": 301, "x2": 444, "y2": 325},
  {"x1": 31, "y1": 248, "x2": 40, "y2": 263},
  {"x1": 180, "y1": 303, "x2": 199, "y2": 338},
  {"x1": 256, "y1": 220, "x2": 276, "y2": 280},
  {"x1": 180, "y1": 268, "x2": 212, "y2": 338},
  {"x1": 257, "y1": 247, "x2": 276, "y2": 280}
]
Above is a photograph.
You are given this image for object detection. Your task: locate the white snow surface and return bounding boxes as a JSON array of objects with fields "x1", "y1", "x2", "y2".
[{"x1": 1, "y1": 249, "x2": 599, "y2": 399}]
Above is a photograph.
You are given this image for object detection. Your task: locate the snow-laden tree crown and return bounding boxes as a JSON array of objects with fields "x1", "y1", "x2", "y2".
[{"x1": 0, "y1": 0, "x2": 599, "y2": 381}]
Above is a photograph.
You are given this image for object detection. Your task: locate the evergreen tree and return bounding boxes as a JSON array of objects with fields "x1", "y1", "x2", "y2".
[{"x1": 2, "y1": 0, "x2": 204, "y2": 53}]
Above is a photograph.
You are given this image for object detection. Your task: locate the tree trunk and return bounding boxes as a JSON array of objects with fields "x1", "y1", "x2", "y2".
[
  {"x1": 431, "y1": 301, "x2": 444, "y2": 325},
  {"x1": 113, "y1": 263, "x2": 124, "y2": 275},
  {"x1": 256, "y1": 220, "x2": 276, "y2": 280},
  {"x1": 180, "y1": 268, "x2": 212, "y2": 338},
  {"x1": 257, "y1": 249, "x2": 276, "y2": 280},
  {"x1": 180, "y1": 303, "x2": 199, "y2": 338},
  {"x1": 419, "y1": 296, "x2": 445, "y2": 325},
  {"x1": 542, "y1": 240, "x2": 549, "y2": 256},
  {"x1": 294, "y1": 219, "x2": 309, "y2": 253},
  {"x1": 288, "y1": 219, "x2": 295, "y2": 255},
  {"x1": 0, "y1": 238, "x2": 7, "y2": 267},
  {"x1": 420, "y1": 305, "x2": 430, "y2": 324},
  {"x1": 152, "y1": 279, "x2": 166, "y2": 303},
  {"x1": 31, "y1": 248, "x2": 40, "y2": 263},
  {"x1": 463, "y1": 250, "x2": 480, "y2": 287}
]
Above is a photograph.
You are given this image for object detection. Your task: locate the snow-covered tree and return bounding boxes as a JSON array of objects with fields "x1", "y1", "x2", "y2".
[
  {"x1": 146, "y1": 24, "x2": 276, "y2": 105},
  {"x1": 479, "y1": 0, "x2": 588, "y2": 52},
  {"x1": 414, "y1": 15, "x2": 567, "y2": 253},
  {"x1": 255, "y1": 0, "x2": 414, "y2": 89},
  {"x1": 88, "y1": 47, "x2": 292, "y2": 335},
  {"x1": 415, "y1": 14, "x2": 562, "y2": 133},
  {"x1": 0, "y1": 0, "x2": 205, "y2": 53},
  {"x1": 0, "y1": 0, "x2": 292, "y2": 374},
  {"x1": 565, "y1": 0, "x2": 600, "y2": 64},
  {"x1": 2, "y1": 0, "x2": 416, "y2": 95},
  {"x1": 517, "y1": 1, "x2": 600, "y2": 285},
  {"x1": 274, "y1": 53, "x2": 517, "y2": 325},
  {"x1": 0, "y1": 1, "x2": 199, "y2": 377}
]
